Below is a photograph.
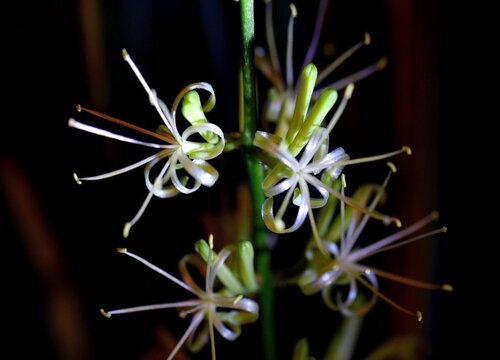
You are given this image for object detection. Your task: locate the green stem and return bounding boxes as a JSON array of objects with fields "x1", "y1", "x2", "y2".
[{"x1": 240, "y1": 2, "x2": 276, "y2": 360}]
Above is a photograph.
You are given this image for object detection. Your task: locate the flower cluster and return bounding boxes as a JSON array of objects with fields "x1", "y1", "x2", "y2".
[{"x1": 67, "y1": 1, "x2": 451, "y2": 358}]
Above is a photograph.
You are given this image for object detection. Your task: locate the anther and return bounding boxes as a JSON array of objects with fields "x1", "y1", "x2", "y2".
[
  {"x1": 402, "y1": 146, "x2": 412, "y2": 155},
  {"x1": 123, "y1": 222, "x2": 132, "y2": 238},
  {"x1": 386, "y1": 162, "x2": 397, "y2": 173},
  {"x1": 364, "y1": 32, "x2": 371, "y2": 46},
  {"x1": 417, "y1": 311, "x2": 423, "y2": 322},
  {"x1": 100, "y1": 309, "x2": 111, "y2": 319},
  {"x1": 122, "y1": 48, "x2": 130, "y2": 60},
  {"x1": 442, "y1": 284, "x2": 453, "y2": 292},
  {"x1": 73, "y1": 173, "x2": 82, "y2": 185}
]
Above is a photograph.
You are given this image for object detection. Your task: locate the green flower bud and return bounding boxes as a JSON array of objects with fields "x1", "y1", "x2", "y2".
[{"x1": 195, "y1": 239, "x2": 245, "y2": 295}]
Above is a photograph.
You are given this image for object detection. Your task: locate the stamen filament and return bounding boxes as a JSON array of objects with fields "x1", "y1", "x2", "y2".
[
  {"x1": 325, "y1": 83, "x2": 355, "y2": 134},
  {"x1": 301, "y1": 0, "x2": 329, "y2": 70},
  {"x1": 356, "y1": 265, "x2": 452, "y2": 291},
  {"x1": 363, "y1": 227, "x2": 447, "y2": 258},
  {"x1": 341, "y1": 166, "x2": 394, "y2": 256},
  {"x1": 167, "y1": 311, "x2": 205, "y2": 360},
  {"x1": 124, "y1": 154, "x2": 177, "y2": 238},
  {"x1": 119, "y1": 249, "x2": 199, "y2": 296},
  {"x1": 301, "y1": 180, "x2": 328, "y2": 256},
  {"x1": 209, "y1": 309, "x2": 217, "y2": 360},
  {"x1": 315, "y1": 56, "x2": 388, "y2": 96},
  {"x1": 304, "y1": 174, "x2": 396, "y2": 226},
  {"x1": 77, "y1": 105, "x2": 176, "y2": 144},
  {"x1": 356, "y1": 275, "x2": 422, "y2": 321},
  {"x1": 286, "y1": 4, "x2": 298, "y2": 89},
  {"x1": 74, "y1": 153, "x2": 163, "y2": 183},
  {"x1": 340, "y1": 174, "x2": 346, "y2": 251},
  {"x1": 102, "y1": 300, "x2": 202, "y2": 316},
  {"x1": 349, "y1": 212, "x2": 438, "y2": 262},
  {"x1": 68, "y1": 118, "x2": 173, "y2": 149},
  {"x1": 334, "y1": 146, "x2": 411, "y2": 167},
  {"x1": 122, "y1": 49, "x2": 177, "y2": 136},
  {"x1": 316, "y1": 33, "x2": 371, "y2": 85},
  {"x1": 265, "y1": 0, "x2": 283, "y2": 90},
  {"x1": 275, "y1": 184, "x2": 297, "y2": 223}
]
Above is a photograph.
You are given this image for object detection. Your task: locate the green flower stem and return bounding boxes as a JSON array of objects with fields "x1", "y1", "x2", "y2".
[{"x1": 240, "y1": 1, "x2": 276, "y2": 360}]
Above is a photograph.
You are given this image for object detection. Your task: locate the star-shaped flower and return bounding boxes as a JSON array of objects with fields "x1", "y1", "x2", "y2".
[
  {"x1": 254, "y1": 66, "x2": 408, "y2": 253},
  {"x1": 256, "y1": 0, "x2": 387, "y2": 135},
  {"x1": 69, "y1": 50, "x2": 225, "y2": 237},
  {"x1": 298, "y1": 167, "x2": 452, "y2": 319},
  {"x1": 101, "y1": 236, "x2": 259, "y2": 360}
]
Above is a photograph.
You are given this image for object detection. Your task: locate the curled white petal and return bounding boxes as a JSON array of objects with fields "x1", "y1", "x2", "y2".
[{"x1": 254, "y1": 131, "x2": 299, "y2": 171}]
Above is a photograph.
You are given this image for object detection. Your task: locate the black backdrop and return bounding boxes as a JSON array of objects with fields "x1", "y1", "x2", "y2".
[{"x1": 2, "y1": 0, "x2": 483, "y2": 359}]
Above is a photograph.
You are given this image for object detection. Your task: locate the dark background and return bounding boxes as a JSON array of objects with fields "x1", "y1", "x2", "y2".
[{"x1": 2, "y1": 0, "x2": 483, "y2": 359}]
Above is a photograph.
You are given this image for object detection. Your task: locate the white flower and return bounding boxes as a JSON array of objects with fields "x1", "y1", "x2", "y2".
[
  {"x1": 253, "y1": 77, "x2": 408, "y2": 253},
  {"x1": 256, "y1": 0, "x2": 387, "y2": 133},
  {"x1": 69, "y1": 50, "x2": 225, "y2": 237},
  {"x1": 298, "y1": 167, "x2": 452, "y2": 319},
  {"x1": 101, "y1": 236, "x2": 258, "y2": 360}
]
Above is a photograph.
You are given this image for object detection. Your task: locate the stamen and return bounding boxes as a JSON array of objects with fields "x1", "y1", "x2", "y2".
[
  {"x1": 179, "y1": 304, "x2": 205, "y2": 318},
  {"x1": 167, "y1": 312, "x2": 205, "y2": 360},
  {"x1": 359, "y1": 265, "x2": 452, "y2": 291},
  {"x1": 339, "y1": 166, "x2": 395, "y2": 256},
  {"x1": 363, "y1": 226, "x2": 448, "y2": 258},
  {"x1": 275, "y1": 185, "x2": 296, "y2": 225},
  {"x1": 124, "y1": 155, "x2": 177, "y2": 238},
  {"x1": 302, "y1": 0, "x2": 329, "y2": 69},
  {"x1": 265, "y1": 0, "x2": 283, "y2": 90},
  {"x1": 349, "y1": 212, "x2": 440, "y2": 262},
  {"x1": 73, "y1": 153, "x2": 163, "y2": 184},
  {"x1": 123, "y1": 223, "x2": 132, "y2": 238},
  {"x1": 340, "y1": 174, "x2": 346, "y2": 251},
  {"x1": 123, "y1": 192, "x2": 154, "y2": 238},
  {"x1": 208, "y1": 310, "x2": 217, "y2": 360},
  {"x1": 206, "y1": 235, "x2": 214, "y2": 295},
  {"x1": 100, "y1": 309, "x2": 111, "y2": 318},
  {"x1": 442, "y1": 284, "x2": 453, "y2": 292},
  {"x1": 334, "y1": 146, "x2": 411, "y2": 167},
  {"x1": 73, "y1": 173, "x2": 82, "y2": 185},
  {"x1": 233, "y1": 295, "x2": 243, "y2": 305},
  {"x1": 77, "y1": 105, "x2": 176, "y2": 144},
  {"x1": 357, "y1": 275, "x2": 422, "y2": 321},
  {"x1": 286, "y1": 4, "x2": 298, "y2": 89},
  {"x1": 305, "y1": 174, "x2": 396, "y2": 226},
  {"x1": 68, "y1": 118, "x2": 173, "y2": 149},
  {"x1": 364, "y1": 32, "x2": 371, "y2": 45},
  {"x1": 315, "y1": 56, "x2": 389, "y2": 96},
  {"x1": 105, "y1": 301, "x2": 202, "y2": 317},
  {"x1": 386, "y1": 162, "x2": 397, "y2": 173},
  {"x1": 308, "y1": 199, "x2": 328, "y2": 257},
  {"x1": 119, "y1": 249, "x2": 198, "y2": 295},
  {"x1": 122, "y1": 49, "x2": 177, "y2": 135},
  {"x1": 316, "y1": 33, "x2": 372, "y2": 85},
  {"x1": 325, "y1": 83, "x2": 355, "y2": 134}
]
